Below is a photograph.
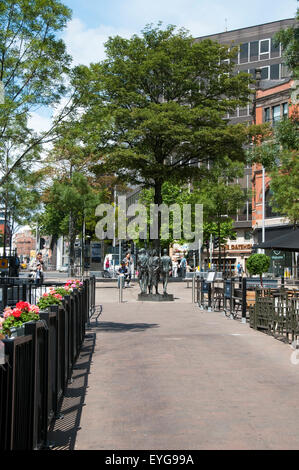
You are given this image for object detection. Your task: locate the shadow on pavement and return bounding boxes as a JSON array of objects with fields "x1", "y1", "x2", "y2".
[
  {"x1": 47, "y1": 332, "x2": 96, "y2": 450},
  {"x1": 89, "y1": 321, "x2": 160, "y2": 332}
]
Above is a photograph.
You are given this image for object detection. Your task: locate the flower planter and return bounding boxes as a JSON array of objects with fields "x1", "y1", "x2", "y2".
[{"x1": 9, "y1": 324, "x2": 26, "y2": 338}]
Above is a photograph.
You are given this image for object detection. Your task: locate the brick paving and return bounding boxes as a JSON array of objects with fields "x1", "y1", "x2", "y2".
[{"x1": 48, "y1": 281, "x2": 299, "y2": 450}]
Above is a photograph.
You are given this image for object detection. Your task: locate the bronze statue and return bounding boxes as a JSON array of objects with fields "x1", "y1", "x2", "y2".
[
  {"x1": 160, "y1": 248, "x2": 172, "y2": 295},
  {"x1": 137, "y1": 248, "x2": 149, "y2": 294},
  {"x1": 148, "y1": 249, "x2": 160, "y2": 294}
]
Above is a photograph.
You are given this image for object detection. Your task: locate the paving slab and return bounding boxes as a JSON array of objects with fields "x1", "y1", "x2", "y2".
[{"x1": 48, "y1": 281, "x2": 299, "y2": 450}]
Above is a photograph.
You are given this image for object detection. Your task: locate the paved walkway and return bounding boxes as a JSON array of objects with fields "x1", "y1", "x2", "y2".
[{"x1": 48, "y1": 281, "x2": 299, "y2": 450}]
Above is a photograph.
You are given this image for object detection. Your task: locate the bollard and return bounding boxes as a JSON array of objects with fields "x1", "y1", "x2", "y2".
[
  {"x1": 208, "y1": 282, "x2": 212, "y2": 312},
  {"x1": 241, "y1": 277, "x2": 247, "y2": 324},
  {"x1": 192, "y1": 273, "x2": 195, "y2": 303},
  {"x1": 119, "y1": 274, "x2": 124, "y2": 303}
]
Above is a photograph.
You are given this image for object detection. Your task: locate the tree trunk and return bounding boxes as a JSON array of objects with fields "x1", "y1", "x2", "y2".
[
  {"x1": 69, "y1": 211, "x2": 76, "y2": 277},
  {"x1": 218, "y1": 221, "x2": 221, "y2": 271},
  {"x1": 153, "y1": 180, "x2": 163, "y2": 254}
]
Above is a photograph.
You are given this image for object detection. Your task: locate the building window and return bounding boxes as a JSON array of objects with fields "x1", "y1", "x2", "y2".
[
  {"x1": 264, "y1": 107, "x2": 270, "y2": 122},
  {"x1": 240, "y1": 43, "x2": 249, "y2": 63},
  {"x1": 282, "y1": 102, "x2": 288, "y2": 119},
  {"x1": 261, "y1": 66, "x2": 269, "y2": 79},
  {"x1": 250, "y1": 41, "x2": 259, "y2": 62},
  {"x1": 270, "y1": 63, "x2": 280, "y2": 80},
  {"x1": 270, "y1": 38, "x2": 280, "y2": 58},
  {"x1": 259, "y1": 39, "x2": 270, "y2": 60},
  {"x1": 272, "y1": 105, "x2": 281, "y2": 124}
]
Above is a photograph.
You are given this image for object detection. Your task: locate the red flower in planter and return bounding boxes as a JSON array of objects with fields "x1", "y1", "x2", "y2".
[
  {"x1": 16, "y1": 301, "x2": 30, "y2": 311},
  {"x1": 12, "y1": 308, "x2": 22, "y2": 318}
]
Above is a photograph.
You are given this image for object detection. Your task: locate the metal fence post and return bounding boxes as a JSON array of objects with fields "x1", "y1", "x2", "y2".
[
  {"x1": 192, "y1": 273, "x2": 195, "y2": 303},
  {"x1": 119, "y1": 274, "x2": 124, "y2": 303},
  {"x1": 242, "y1": 277, "x2": 247, "y2": 324},
  {"x1": 208, "y1": 283, "x2": 212, "y2": 311}
]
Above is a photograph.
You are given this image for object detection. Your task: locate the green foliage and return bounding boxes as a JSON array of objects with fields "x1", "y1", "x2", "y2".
[
  {"x1": 77, "y1": 24, "x2": 251, "y2": 202},
  {"x1": 246, "y1": 253, "x2": 270, "y2": 277},
  {"x1": 270, "y1": 149, "x2": 299, "y2": 227},
  {"x1": 248, "y1": 113, "x2": 299, "y2": 227},
  {"x1": 0, "y1": 0, "x2": 72, "y2": 182},
  {"x1": 273, "y1": 8, "x2": 299, "y2": 79},
  {"x1": 0, "y1": 310, "x2": 39, "y2": 336},
  {"x1": 136, "y1": 156, "x2": 246, "y2": 248},
  {"x1": 37, "y1": 293, "x2": 62, "y2": 310},
  {"x1": 38, "y1": 171, "x2": 106, "y2": 238}
]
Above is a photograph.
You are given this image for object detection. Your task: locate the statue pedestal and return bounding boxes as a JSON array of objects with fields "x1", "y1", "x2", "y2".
[{"x1": 138, "y1": 293, "x2": 174, "y2": 302}]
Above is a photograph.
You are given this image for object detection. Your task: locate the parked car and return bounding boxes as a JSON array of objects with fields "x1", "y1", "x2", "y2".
[{"x1": 58, "y1": 265, "x2": 68, "y2": 272}]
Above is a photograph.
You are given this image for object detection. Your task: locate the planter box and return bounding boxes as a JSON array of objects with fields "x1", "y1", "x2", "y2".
[{"x1": 9, "y1": 324, "x2": 25, "y2": 338}]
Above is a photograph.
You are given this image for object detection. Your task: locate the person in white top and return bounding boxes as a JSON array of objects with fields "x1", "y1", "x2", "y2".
[{"x1": 172, "y1": 258, "x2": 178, "y2": 278}]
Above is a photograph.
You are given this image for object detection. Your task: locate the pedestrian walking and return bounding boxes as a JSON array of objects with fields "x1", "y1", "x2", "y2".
[
  {"x1": 237, "y1": 262, "x2": 243, "y2": 276},
  {"x1": 30, "y1": 252, "x2": 45, "y2": 285},
  {"x1": 172, "y1": 258, "x2": 178, "y2": 278},
  {"x1": 123, "y1": 252, "x2": 133, "y2": 286},
  {"x1": 180, "y1": 255, "x2": 187, "y2": 278}
]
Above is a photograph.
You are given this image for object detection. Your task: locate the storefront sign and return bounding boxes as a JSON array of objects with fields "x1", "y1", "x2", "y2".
[
  {"x1": 271, "y1": 250, "x2": 285, "y2": 260},
  {"x1": 225, "y1": 244, "x2": 252, "y2": 251}
]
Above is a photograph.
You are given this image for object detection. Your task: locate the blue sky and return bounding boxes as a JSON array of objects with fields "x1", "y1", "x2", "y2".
[
  {"x1": 60, "y1": 0, "x2": 298, "y2": 65},
  {"x1": 28, "y1": 0, "x2": 297, "y2": 132}
]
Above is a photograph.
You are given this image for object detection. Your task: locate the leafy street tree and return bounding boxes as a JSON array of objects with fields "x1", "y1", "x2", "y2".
[
  {"x1": 274, "y1": 7, "x2": 299, "y2": 81},
  {"x1": 192, "y1": 158, "x2": 247, "y2": 268},
  {"x1": 37, "y1": 172, "x2": 108, "y2": 275},
  {"x1": 268, "y1": 116, "x2": 299, "y2": 228},
  {"x1": 248, "y1": 8, "x2": 299, "y2": 230},
  {"x1": 137, "y1": 157, "x2": 246, "y2": 270},
  {"x1": 248, "y1": 112, "x2": 299, "y2": 228},
  {"x1": 246, "y1": 253, "x2": 270, "y2": 287},
  {"x1": 77, "y1": 24, "x2": 253, "y2": 249},
  {"x1": 0, "y1": 0, "x2": 74, "y2": 184},
  {"x1": 0, "y1": 167, "x2": 41, "y2": 253}
]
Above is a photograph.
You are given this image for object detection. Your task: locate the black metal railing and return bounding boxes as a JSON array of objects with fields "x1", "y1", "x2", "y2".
[
  {"x1": 249, "y1": 288, "x2": 299, "y2": 342},
  {"x1": 196, "y1": 276, "x2": 280, "y2": 321},
  {"x1": 0, "y1": 276, "x2": 96, "y2": 450}
]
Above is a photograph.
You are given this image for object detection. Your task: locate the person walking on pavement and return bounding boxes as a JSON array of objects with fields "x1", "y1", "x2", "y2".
[
  {"x1": 237, "y1": 262, "x2": 243, "y2": 276},
  {"x1": 180, "y1": 255, "x2": 187, "y2": 279},
  {"x1": 123, "y1": 252, "x2": 133, "y2": 287},
  {"x1": 30, "y1": 252, "x2": 45, "y2": 285},
  {"x1": 172, "y1": 258, "x2": 178, "y2": 278}
]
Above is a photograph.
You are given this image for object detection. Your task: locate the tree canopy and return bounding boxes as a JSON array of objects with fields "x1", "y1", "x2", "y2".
[{"x1": 74, "y1": 23, "x2": 253, "y2": 247}]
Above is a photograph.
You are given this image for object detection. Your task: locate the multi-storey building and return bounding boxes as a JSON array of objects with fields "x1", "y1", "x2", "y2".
[
  {"x1": 13, "y1": 230, "x2": 36, "y2": 259},
  {"x1": 195, "y1": 18, "x2": 296, "y2": 274},
  {"x1": 252, "y1": 77, "x2": 298, "y2": 277},
  {"x1": 121, "y1": 19, "x2": 297, "y2": 273}
]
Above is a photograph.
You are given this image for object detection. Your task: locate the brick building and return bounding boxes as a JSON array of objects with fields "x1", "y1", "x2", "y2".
[
  {"x1": 252, "y1": 77, "x2": 298, "y2": 276},
  {"x1": 13, "y1": 230, "x2": 36, "y2": 260},
  {"x1": 195, "y1": 18, "x2": 296, "y2": 274}
]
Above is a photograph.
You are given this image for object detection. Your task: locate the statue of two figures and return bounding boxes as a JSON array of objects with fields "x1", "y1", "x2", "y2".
[{"x1": 137, "y1": 248, "x2": 174, "y2": 301}]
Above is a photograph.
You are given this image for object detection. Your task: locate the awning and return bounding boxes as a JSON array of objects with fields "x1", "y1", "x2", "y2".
[{"x1": 256, "y1": 229, "x2": 299, "y2": 252}]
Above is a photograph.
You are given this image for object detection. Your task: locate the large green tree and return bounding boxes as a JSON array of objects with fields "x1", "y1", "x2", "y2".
[
  {"x1": 0, "y1": 0, "x2": 74, "y2": 184},
  {"x1": 38, "y1": 172, "x2": 107, "y2": 275},
  {"x1": 248, "y1": 113, "x2": 299, "y2": 227},
  {"x1": 77, "y1": 24, "x2": 252, "y2": 248}
]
